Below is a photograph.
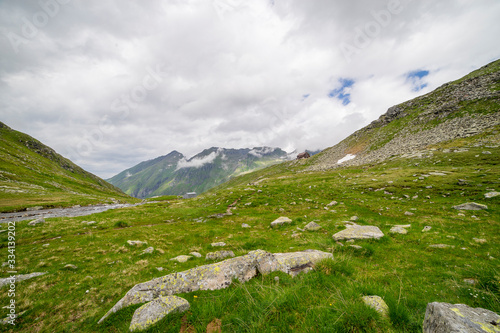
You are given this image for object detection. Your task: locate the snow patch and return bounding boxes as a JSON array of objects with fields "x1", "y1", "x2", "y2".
[{"x1": 337, "y1": 154, "x2": 356, "y2": 164}]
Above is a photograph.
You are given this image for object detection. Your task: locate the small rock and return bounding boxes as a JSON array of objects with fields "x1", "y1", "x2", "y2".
[
  {"x1": 332, "y1": 224, "x2": 384, "y2": 241},
  {"x1": 27, "y1": 218, "x2": 45, "y2": 226},
  {"x1": 463, "y1": 278, "x2": 476, "y2": 285},
  {"x1": 350, "y1": 216, "x2": 359, "y2": 221},
  {"x1": 156, "y1": 267, "x2": 164, "y2": 272},
  {"x1": 274, "y1": 276, "x2": 279, "y2": 283},
  {"x1": 349, "y1": 245, "x2": 363, "y2": 249},
  {"x1": 211, "y1": 242, "x2": 226, "y2": 247},
  {"x1": 0, "y1": 272, "x2": 47, "y2": 288},
  {"x1": 482, "y1": 151, "x2": 492, "y2": 154},
  {"x1": 127, "y1": 240, "x2": 147, "y2": 247},
  {"x1": 26, "y1": 206, "x2": 43, "y2": 211},
  {"x1": 327, "y1": 201, "x2": 338, "y2": 207},
  {"x1": 270, "y1": 216, "x2": 292, "y2": 228},
  {"x1": 205, "y1": 251, "x2": 235, "y2": 261},
  {"x1": 473, "y1": 238, "x2": 487, "y2": 244},
  {"x1": 141, "y1": 247, "x2": 154, "y2": 254},
  {"x1": 428, "y1": 244, "x2": 455, "y2": 249},
  {"x1": 422, "y1": 226, "x2": 432, "y2": 232},
  {"x1": 429, "y1": 172, "x2": 447, "y2": 176},
  {"x1": 453, "y1": 202, "x2": 488, "y2": 211},
  {"x1": 404, "y1": 211, "x2": 414, "y2": 216},
  {"x1": 362, "y1": 296, "x2": 389, "y2": 317},
  {"x1": 189, "y1": 252, "x2": 202, "y2": 258},
  {"x1": 484, "y1": 191, "x2": 500, "y2": 199},
  {"x1": 304, "y1": 222, "x2": 322, "y2": 231},
  {"x1": 64, "y1": 264, "x2": 78, "y2": 270},
  {"x1": 170, "y1": 255, "x2": 192, "y2": 263},
  {"x1": 390, "y1": 226, "x2": 409, "y2": 234},
  {"x1": 241, "y1": 223, "x2": 251, "y2": 228}
]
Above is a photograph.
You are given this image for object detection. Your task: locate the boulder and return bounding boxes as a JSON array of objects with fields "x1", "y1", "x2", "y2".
[
  {"x1": 129, "y1": 296, "x2": 189, "y2": 332},
  {"x1": 170, "y1": 255, "x2": 192, "y2": 263},
  {"x1": 270, "y1": 216, "x2": 292, "y2": 228},
  {"x1": 453, "y1": 203, "x2": 488, "y2": 211},
  {"x1": 27, "y1": 218, "x2": 45, "y2": 226},
  {"x1": 98, "y1": 249, "x2": 332, "y2": 325},
  {"x1": 423, "y1": 302, "x2": 500, "y2": 333},
  {"x1": 206, "y1": 251, "x2": 235, "y2": 261},
  {"x1": 362, "y1": 296, "x2": 389, "y2": 317},
  {"x1": 304, "y1": 222, "x2": 322, "y2": 231},
  {"x1": 332, "y1": 224, "x2": 384, "y2": 241}
]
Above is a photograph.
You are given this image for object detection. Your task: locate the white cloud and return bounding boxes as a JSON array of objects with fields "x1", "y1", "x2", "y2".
[
  {"x1": 176, "y1": 151, "x2": 219, "y2": 170},
  {"x1": 0, "y1": 0, "x2": 499, "y2": 178}
]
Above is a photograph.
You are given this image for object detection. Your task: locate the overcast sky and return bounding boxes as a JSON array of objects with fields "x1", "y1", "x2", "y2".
[{"x1": 1, "y1": 0, "x2": 499, "y2": 178}]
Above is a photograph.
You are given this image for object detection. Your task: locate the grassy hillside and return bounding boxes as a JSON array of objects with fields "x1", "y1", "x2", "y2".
[{"x1": 0, "y1": 122, "x2": 136, "y2": 213}]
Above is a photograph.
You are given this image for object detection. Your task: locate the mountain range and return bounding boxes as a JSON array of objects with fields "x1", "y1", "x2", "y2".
[{"x1": 107, "y1": 147, "x2": 290, "y2": 198}]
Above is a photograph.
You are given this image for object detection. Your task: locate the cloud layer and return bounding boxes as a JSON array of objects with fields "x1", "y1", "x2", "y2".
[{"x1": 1, "y1": 0, "x2": 499, "y2": 178}]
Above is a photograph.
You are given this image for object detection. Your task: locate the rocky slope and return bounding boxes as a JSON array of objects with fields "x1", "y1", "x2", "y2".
[
  {"x1": 108, "y1": 147, "x2": 288, "y2": 198},
  {"x1": 306, "y1": 59, "x2": 500, "y2": 171},
  {"x1": 0, "y1": 122, "x2": 133, "y2": 212}
]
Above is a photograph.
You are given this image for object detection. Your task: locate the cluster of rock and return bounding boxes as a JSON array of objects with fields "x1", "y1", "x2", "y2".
[{"x1": 98, "y1": 249, "x2": 333, "y2": 330}]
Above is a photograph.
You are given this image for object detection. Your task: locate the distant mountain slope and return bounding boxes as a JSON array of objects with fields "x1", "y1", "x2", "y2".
[
  {"x1": 0, "y1": 122, "x2": 134, "y2": 212},
  {"x1": 305, "y1": 59, "x2": 500, "y2": 171},
  {"x1": 108, "y1": 147, "x2": 288, "y2": 198}
]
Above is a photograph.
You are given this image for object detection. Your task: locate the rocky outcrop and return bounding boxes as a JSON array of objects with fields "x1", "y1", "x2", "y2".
[
  {"x1": 98, "y1": 249, "x2": 332, "y2": 325},
  {"x1": 423, "y1": 302, "x2": 500, "y2": 333}
]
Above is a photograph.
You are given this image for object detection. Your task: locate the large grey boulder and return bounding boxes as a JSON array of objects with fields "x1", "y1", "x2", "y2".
[
  {"x1": 129, "y1": 296, "x2": 189, "y2": 332},
  {"x1": 332, "y1": 223, "x2": 384, "y2": 241},
  {"x1": 453, "y1": 203, "x2": 488, "y2": 211},
  {"x1": 423, "y1": 302, "x2": 500, "y2": 333},
  {"x1": 98, "y1": 249, "x2": 333, "y2": 324}
]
